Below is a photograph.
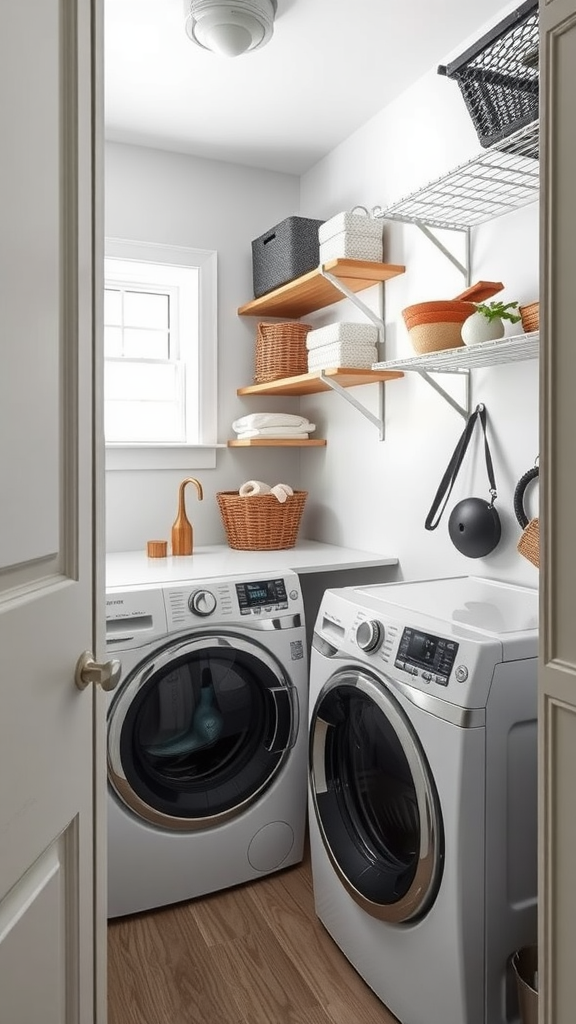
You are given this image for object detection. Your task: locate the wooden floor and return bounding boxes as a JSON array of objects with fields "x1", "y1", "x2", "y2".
[{"x1": 108, "y1": 848, "x2": 398, "y2": 1024}]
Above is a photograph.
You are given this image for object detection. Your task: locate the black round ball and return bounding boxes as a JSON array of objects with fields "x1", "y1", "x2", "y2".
[{"x1": 448, "y1": 498, "x2": 501, "y2": 558}]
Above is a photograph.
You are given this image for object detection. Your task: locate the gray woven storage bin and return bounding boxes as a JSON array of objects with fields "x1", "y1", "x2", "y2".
[{"x1": 251, "y1": 216, "x2": 324, "y2": 298}]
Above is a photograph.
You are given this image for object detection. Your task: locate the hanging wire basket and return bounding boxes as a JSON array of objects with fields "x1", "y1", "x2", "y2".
[{"x1": 438, "y1": 0, "x2": 538, "y2": 151}]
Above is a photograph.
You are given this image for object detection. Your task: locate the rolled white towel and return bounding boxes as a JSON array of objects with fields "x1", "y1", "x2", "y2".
[
  {"x1": 238, "y1": 480, "x2": 272, "y2": 497},
  {"x1": 270, "y1": 483, "x2": 294, "y2": 504},
  {"x1": 232, "y1": 413, "x2": 312, "y2": 432}
]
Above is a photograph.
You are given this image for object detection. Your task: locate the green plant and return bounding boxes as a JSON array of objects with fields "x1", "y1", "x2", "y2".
[{"x1": 474, "y1": 300, "x2": 521, "y2": 324}]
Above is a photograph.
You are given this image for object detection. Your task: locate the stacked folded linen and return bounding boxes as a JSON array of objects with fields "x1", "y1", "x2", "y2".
[
  {"x1": 306, "y1": 322, "x2": 378, "y2": 350},
  {"x1": 307, "y1": 341, "x2": 378, "y2": 370},
  {"x1": 232, "y1": 412, "x2": 316, "y2": 440},
  {"x1": 318, "y1": 209, "x2": 383, "y2": 264},
  {"x1": 306, "y1": 321, "x2": 379, "y2": 371}
]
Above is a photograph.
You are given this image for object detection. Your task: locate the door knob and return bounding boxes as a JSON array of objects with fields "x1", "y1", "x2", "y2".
[{"x1": 75, "y1": 651, "x2": 121, "y2": 692}]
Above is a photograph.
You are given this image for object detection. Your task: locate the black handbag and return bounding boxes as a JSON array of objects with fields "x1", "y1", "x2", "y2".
[{"x1": 425, "y1": 403, "x2": 501, "y2": 558}]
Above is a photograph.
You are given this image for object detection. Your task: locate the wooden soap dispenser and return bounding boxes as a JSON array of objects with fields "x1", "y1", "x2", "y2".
[{"x1": 171, "y1": 477, "x2": 203, "y2": 555}]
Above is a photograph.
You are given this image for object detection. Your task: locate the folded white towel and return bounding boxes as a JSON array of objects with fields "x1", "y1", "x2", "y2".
[
  {"x1": 308, "y1": 341, "x2": 378, "y2": 370},
  {"x1": 306, "y1": 322, "x2": 379, "y2": 351},
  {"x1": 232, "y1": 413, "x2": 312, "y2": 432},
  {"x1": 271, "y1": 483, "x2": 294, "y2": 504},
  {"x1": 238, "y1": 480, "x2": 271, "y2": 496},
  {"x1": 236, "y1": 429, "x2": 312, "y2": 439}
]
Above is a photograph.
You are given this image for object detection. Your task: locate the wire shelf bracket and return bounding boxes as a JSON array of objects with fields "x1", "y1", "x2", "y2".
[{"x1": 373, "y1": 332, "x2": 538, "y2": 419}]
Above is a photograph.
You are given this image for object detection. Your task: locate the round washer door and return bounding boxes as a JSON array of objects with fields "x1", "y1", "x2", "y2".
[
  {"x1": 108, "y1": 632, "x2": 298, "y2": 831},
  {"x1": 309, "y1": 667, "x2": 443, "y2": 922}
]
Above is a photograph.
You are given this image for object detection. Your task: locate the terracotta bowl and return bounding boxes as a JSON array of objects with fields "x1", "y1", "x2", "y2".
[
  {"x1": 402, "y1": 300, "x2": 476, "y2": 326},
  {"x1": 403, "y1": 309, "x2": 473, "y2": 329}
]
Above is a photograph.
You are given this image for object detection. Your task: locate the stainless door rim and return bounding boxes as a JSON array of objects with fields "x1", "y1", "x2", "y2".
[
  {"x1": 310, "y1": 669, "x2": 443, "y2": 923},
  {"x1": 108, "y1": 631, "x2": 296, "y2": 830}
]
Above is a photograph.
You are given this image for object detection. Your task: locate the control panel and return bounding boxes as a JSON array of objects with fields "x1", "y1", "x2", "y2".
[
  {"x1": 395, "y1": 627, "x2": 459, "y2": 687},
  {"x1": 236, "y1": 578, "x2": 289, "y2": 615},
  {"x1": 164, "y1": 575, "x2": 299, "y2": 631}
]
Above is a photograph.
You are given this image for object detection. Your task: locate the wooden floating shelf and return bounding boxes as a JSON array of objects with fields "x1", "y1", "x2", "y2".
[
  {"x1": 237, "y1": 367, "x2": 404, "y2": 397},
  {"x1": 237, "y1": 259, "x2": 405, "y2": 319},
  {"x1": 227, "y1": 438, "x2": 327, "y2": 447}
]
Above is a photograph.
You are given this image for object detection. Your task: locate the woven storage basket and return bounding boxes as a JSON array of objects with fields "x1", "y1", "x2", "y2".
[
  {"x1": 517, "y1": 517, "x2": 539, "y2": 567},
  {"x1": 255, "y1": 321, "x2": 311, "y2": 382},
  {"x1": 438, "y1": 0, "x2": 539, "y2": 150},
  {"x1": 217, "y1": 491, "x2": 308, "y2": 550},
  {"x1": 520, "y1": 301, "x2": 539, "y2": 332}
]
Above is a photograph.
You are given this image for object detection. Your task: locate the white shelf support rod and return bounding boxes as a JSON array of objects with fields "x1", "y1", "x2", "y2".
[
  {"x1": 417, "y1": 370, "x2": 470, "y2": 419},
  {"x1": 319, "y1": 372, "x2": 385, "y2": 440},
  {"x1": 320, "y1": 268, "x2": 384, "y2": 333},
  {"x1": 415, "y1": 223, "x2": 470, "y2": 281}
]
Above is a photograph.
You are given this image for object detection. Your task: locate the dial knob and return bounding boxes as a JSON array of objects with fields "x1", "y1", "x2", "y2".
[
  {"x1": 188, "y1": 589, "x2": 217, "y2": 617},
  {"x1": 356, "y1": 619, "x2": 384, "y2": 653}
]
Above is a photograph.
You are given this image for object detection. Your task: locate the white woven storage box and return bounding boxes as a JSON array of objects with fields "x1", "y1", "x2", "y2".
[
  {"x1": 307, "y1": 341, "x2": 378, "y2": 370},
  {"x1": 306, "y1": 321, "x2": 379, "y2": 351},
  {"x1": 320, "y1": 231, "x2": 382, "y2": 263},
  {"x1": 319, "y1": 208, "x2": 383, "y2": 244}
]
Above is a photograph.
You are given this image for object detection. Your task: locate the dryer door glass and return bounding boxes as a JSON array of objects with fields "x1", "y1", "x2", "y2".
[
  {"x1": 107, "y1": 635, "x2": 297, "y2": 830},
  {"x1": 310, "y1": 669, "x2": 443, "y2": 922}
]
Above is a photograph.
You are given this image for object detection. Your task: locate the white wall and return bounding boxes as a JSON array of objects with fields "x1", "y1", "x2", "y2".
[
  {"x1": 298, "y1": 63, "x2": 539, "y2": 587},
  {"x1": 104, "y1": 142, "x2": 301, "y2": 552},
  {"x1": 105, "y1": 20, "x2": 541, "y2": 589}
]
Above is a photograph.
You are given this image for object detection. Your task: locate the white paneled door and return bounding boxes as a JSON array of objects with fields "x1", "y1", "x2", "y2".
[{"x1": 0, "y1": 2, "x2": 105, "y2": 1023}]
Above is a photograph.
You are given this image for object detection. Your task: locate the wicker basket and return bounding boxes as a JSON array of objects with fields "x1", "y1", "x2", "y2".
[
  {"x1": 520, "y1": 301, "x2": 539, "y2": 332},
  {"x1": 217, "y1": 491, "x2": 308, "y2": 550},
  {"x1": 255, "y1": 321, "x2": 311, "y2": 382},
  {"x1": 517, "y1": 517, "x2": 540, "y2": 567}
]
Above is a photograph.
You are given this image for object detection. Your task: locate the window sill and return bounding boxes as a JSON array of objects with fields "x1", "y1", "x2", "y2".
[{"x1": 105, "y1": 444, "x2": 227, "y2": 472}]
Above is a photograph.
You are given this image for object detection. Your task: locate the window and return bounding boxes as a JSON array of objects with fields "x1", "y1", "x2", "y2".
[{"x1": 104, "y1": 240, "x2": 218, "y2": 470}]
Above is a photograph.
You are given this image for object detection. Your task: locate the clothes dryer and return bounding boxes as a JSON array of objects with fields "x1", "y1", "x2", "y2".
[
  {"x1": 308, "y1": 575, "x2": 538, "y2": 1024},
  {"x1": 106, "y1": 569, "x2": 307, "y2": 917}
]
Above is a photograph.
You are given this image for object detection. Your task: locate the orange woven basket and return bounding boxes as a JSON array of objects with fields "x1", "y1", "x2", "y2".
[
  {"x1": 255, "y1": 322, "x2": 311, "y2": 382},
  {"x1": 216, "y1": 491, "x2": 308, "y2": 550},
  {"x1": 520, "y1": 301, "x2": 539, "y2": 333}
]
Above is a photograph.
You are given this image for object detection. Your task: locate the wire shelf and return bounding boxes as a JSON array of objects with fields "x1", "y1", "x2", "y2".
[
  {"x1": 379, "y1": 120, "x2": 539, "y2": 230},
  {"x1": 373, "y1": 331, "x2": 539, "y2": 374}
]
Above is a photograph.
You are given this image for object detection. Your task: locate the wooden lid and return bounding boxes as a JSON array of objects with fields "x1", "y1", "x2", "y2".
[{"x1": 147, "y1": 540, "x2": 168, "y2": 558}]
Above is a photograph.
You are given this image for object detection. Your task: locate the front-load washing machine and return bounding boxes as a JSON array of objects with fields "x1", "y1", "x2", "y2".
[
  {"x1": 106, "y1": 569, "x2": 308, "y2": 917},
  {"x1": 308, "y1": 575, "x2": 538, "y2": 1024}
]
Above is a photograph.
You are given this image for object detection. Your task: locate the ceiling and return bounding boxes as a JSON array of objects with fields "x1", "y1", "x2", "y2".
[{"x1": 104, "y1": 0, "x2": 514, "y2": 175}]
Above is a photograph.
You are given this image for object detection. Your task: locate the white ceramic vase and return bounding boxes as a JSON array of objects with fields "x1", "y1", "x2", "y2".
[{"x1": 461, "y1": 312, "x2": 505, "y2": 346}]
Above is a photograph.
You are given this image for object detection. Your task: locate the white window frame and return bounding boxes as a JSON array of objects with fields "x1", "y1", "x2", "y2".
[{"x1": 104, "y1": 238, "x2": 222, "y2": 471}]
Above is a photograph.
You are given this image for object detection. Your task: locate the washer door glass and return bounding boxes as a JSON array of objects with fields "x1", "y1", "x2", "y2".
[
  {"x1": 108, "y1": 634, "x2": 297, "y2": 830},
  {"x1": 310, "y1": 668, "x2": 443, "y2": 922}
]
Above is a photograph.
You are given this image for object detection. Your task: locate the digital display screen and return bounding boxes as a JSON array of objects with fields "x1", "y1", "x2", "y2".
[
  {"x1": 236, "y1": 578, "x2": 288, "y2": 609},
  {"x1": 397, "y1": 627, "x2": 459, "y2": 683},
  {"x1": 406, "y1": 631, "x2": 438, "y2": 665}
]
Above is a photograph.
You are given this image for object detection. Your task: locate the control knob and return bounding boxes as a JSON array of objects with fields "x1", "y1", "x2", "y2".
[
  {"x1": 356, "y1": 619, "x2": 384, "y2": 653},
  {"x1": 188, "y1": 589, "x2": 217, "y2": 617}
]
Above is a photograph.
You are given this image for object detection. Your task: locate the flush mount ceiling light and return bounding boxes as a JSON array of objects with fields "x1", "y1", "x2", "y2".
[{"x1": 184, "y1": 0, "x2": 277, "y2": 58}]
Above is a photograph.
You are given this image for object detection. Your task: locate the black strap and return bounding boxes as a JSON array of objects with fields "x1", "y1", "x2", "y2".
[{"x1": 425, "y1": 404, "x2": 497, "y2": 531}]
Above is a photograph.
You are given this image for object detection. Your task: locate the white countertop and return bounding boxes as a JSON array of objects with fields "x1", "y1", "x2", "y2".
[{"x1": 106, "y1": 541, "x2": 398, "y2": 589}]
